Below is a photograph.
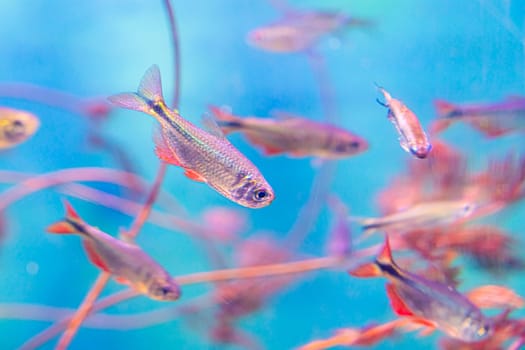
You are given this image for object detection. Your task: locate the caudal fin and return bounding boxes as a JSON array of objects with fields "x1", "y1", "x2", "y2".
[
  {"x1": 108, "y1": 65, "x2": 165, "y2": 114},
  {"x1": 348, "y1": 235, "x2": 395, "y2": 278},
  {"x1": 47, "y1": 199, "x2": 85, "y2": 235},
  {"x1": 376, "y1": 235, "x2": 395, "y2": 266},
  {"x1": 433, "y1": 99, "x2": 458, "y2": 117},
  {"x1": 208, "y1": 105, "x2": 243, "y2": 135}
]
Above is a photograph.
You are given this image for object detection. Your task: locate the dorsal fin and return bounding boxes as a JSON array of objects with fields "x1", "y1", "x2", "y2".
[
  {"x1": 201, "y1": 112, "x2": 226, "y2": 138},
  {"x1": 138, "y1": 65, "x2": 164, "y2": 103}
]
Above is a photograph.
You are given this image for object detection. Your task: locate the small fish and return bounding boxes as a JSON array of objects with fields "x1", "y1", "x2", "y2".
[
  {"x1": 247, "y1": 10, "x2": 371, "y2": 53},
  {"x1": 47, "y1": 200, "x2": 181, "y2": 301},
  {"x1": 432, "y1": 96, "x2": 525, "y2": 137},
  {"x1": 351, "y1": 200, "x2": 475, "y2": 237},
  {"x1": 376, "y1": 86, "x2": 431, "y2": 159},
  {"x1": 350, "y1": 236, "x2": 493, "y2": 342},
  {"x1": 209, "y1": 106, "x2": 368, "y2": 158},
  {"x1": 109, "y1": 66, "x2": 274, "y2": 209},
  {"x1": 0, "y1": 107, "x2": 39, "y2": 149}
]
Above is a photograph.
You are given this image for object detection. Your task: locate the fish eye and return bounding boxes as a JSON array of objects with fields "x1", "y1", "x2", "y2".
[
  {"x1": 253, "y1": 188, "x2": 269, "y2": 202},
  {"x1": 4, "y1": 119, "x2": 26, "y2": 140},
  {"x1": 477, "y1": 324, "x2": 490, "y2": 337}
]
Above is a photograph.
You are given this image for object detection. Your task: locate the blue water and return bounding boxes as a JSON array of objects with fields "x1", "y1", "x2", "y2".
[{"x1": 0, "y1": 0, "x2": 524, "y2": 349}]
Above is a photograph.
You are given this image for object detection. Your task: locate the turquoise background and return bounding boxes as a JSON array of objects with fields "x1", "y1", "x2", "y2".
[{"x1": 0, "y1": 0, "x2": 524, "y2": 349}]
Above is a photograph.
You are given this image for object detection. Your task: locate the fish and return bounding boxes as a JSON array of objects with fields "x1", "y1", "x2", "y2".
[
  {"x1": 47, "y1": 200, "x2": 181, "y2": 301},
  {"x1": 209, "y1": 106, "x2": 368, "y2": 158},
  {"x1": 350, "y1": 200, "x2": 475, "y2": 237},
  {"x1": 432, "y1": 96, "x2": 525, "y2": 137},
  {"x1": 246, "y1": 10, "x2": 371, "y2": 53},
  {"x1": 0, "y1": 107, "x2": 39, "y2": 149},
  {"x1": 349, "y1": 236, "x2": 493, "y2": 342},
  {"x1": 108, "y1": 65, "x2": 274, "y2": 209},
  {"x1": 376, "y1": 86, "x2": 432, "y2": 159}
]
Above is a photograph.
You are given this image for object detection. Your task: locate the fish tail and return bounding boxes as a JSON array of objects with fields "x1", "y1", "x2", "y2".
[
  {"x1": 376, "y1": 235, "x2": 395, "y2": 267},
  {"x1": 46, "y1": 199, "x2": 86, "y2": 236},
  {"x1": 433, "y1": 99, "x2": 458, "y2": 117},
  {"x1": 208, "y1": 105, "x2": 243, "y2": 134},
  {"x1": 349, "y1": 235, "x2": 399, "y2": 278},
  {"x1": 108, "y1": 65, "x2": 166, "y2": 114}
]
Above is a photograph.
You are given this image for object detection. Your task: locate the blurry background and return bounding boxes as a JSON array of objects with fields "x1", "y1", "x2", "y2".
[{"x1": 0, "y1": 0, "x2": 524, "y2": 349}]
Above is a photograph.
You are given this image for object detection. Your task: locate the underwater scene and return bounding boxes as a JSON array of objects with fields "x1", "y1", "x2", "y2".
[{"x1": 1, "y1": 0, "x2": 525, "y2": 349}]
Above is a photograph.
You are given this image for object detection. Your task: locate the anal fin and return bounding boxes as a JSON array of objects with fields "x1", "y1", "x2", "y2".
[
  {"x1": 154, "y1": 132, "x2": 182, "y2": 166},
  {"x1": 184, "y1": 168, "x2": 206, "y2": 182},
  {"x1": 386, "y1": 283, "x2": 414, "y2": 317},
  {"x1": 83, "y1": 240, "x2": 110, "y2": 273}
]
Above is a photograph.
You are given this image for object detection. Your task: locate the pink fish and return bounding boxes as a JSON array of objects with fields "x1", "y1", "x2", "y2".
[
  {"x1": 47, "y1": 200, "x2": 181, "y2": 301},
  {"x1": 209, "y1": 106, "x2": 367, "y2": 158},
  {"x1": 247, "y1": 10, "x2": 371, "y2": 53},
  {"x1": 350, "y1": 237, "x2": 493, "y2": 342},
  {"x1": 376, "y1": 86, "x2": 432, "y2": 159},
  {"x1": 109, "y1": 66, "x2": 274, "y2": 209},
  {"x1": 432, "y1": 96, "x2": 525, "y2": 137}
]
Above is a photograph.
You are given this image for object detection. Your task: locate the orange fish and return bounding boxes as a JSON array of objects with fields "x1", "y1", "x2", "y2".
[
  {"x1": 376, "y1": 86, "x2": 431, "y2": 159},
  {"x1": 209, "y1": 106, "x2": 368, "y2": 158},
  {"x1": 47, "y1": 200, "x2": 181, "y2": 301},
  {"x1": 109, "y1": 66, "x2": 274, "y2": 208},
  {"x1": 0, "y1": 107, "x2": 39, "y2": 149}
]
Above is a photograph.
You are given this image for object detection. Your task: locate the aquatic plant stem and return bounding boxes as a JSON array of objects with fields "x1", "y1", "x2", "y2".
[
  {"x1": 17, "y1": 251, "x2": 378, "y2": 348},
  {"x1": 54, "y1": 273, "x2": 111, "y2": 350},
  {"x1": 163, "y1": 0, "x2": 180, "y2": 108},
  {"x1": 49, "y1": 163, "x2": 168, "y2": 349}
]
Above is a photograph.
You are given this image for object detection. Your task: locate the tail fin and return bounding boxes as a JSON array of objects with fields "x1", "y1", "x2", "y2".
[
  {"x1": 47, "y1": 199, "x2": 85, "y2": 235},
  {"x1": 108, "y1": 65, "x2": 165, "y2": 114},
  {"x1": 207, "y1": 105, "x2": 243, "y2": 135},
  {"x1": 376, "y1": 235, "x2": 395, "y2": 266},
  {"x1": 433, "y1": 99, "x2": 458, "y2": 117},
  {"x1": 348, "y1": 235, "x2": 395, "y2": 278}
]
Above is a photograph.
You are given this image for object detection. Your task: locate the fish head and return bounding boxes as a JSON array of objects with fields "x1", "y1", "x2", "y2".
[
  {"x1": 230, "y1": 173, "x2": 275, "y2": 209},
  {"x1": 147, "y1": 277, "x2": 181, "y2": 301},
  {"x1": 455, "y1": 310, "x2": 493, "y2": 342},
  {"x1": 410, "y1": 143, "x2": 432, "y2": 159},
  {"x1": 330, "y1": 132, "x2": 369, "y2": 157},
  {"x1": 0, "y1": 108, "x2": 40, "y2": 147}
]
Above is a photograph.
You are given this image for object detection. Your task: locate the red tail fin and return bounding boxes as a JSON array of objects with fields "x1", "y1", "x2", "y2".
[
  {"x1": 433, "y1": 99, "x2": 457, "y2": 117},
  {"x1": 46, "y1": 199, "x2": 83, "y2": 235},
  {"x1": 376, "y1": 235, "x2": 394, "y2": 266}
]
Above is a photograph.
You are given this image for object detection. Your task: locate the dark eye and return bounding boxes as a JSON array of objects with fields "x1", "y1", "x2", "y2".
[
  {"x1": 4, "y1": 120, "x2": 26, "y2": 140},
  {"x1": 253, "y1": 189, "x2": 268, "y2": 201}
]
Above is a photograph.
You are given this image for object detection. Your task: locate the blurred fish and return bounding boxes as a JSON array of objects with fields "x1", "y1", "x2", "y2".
[
  {"x1": 247, "y1": 10, "x2": 371, "y2": 53},
  {"x1": 376, "y1": 86, "x2": 432, "y2": 159},
  {"x1": 47, "y1": 200, "x2": 181, "y2": 301},
  {"x1": 350, "y1": 237, "x2": 493, "y2": 342},
  {"x1": 432, "y1": 96, "x2": 525, "y2": 137},
  {"x1": 0, "y1": 107, "x2": 39, "y2": 149},
  {"x1": 109, "y1": 66, "x2": 274, "y2": 209},
  {"x1": 351, "y1": 200, "x2": 475, "y2": 237},
  {"x1": 209, "y1": 106, "x2": 367, "y2": 158},
  {"x1": 466, "y1": 285, "x2": 525, "y2": 310}
]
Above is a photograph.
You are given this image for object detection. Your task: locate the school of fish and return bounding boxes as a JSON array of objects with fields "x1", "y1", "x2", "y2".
[{"x1": 0, "y1": 1, "x2": 524, "y2": 350}]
